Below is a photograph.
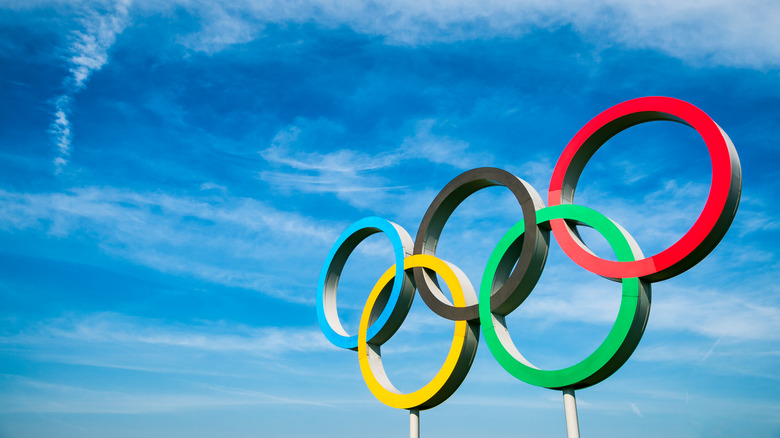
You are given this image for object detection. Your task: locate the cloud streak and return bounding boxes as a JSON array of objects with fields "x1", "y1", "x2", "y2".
[
  {"x1": 0, "y1": 187, "x2": 341, "y2": 303},
  {"x1": 3, "y1": 312, "x2": 331, "y2": 358},
  {"x1": 259, "y1": 118, "x2": 490, "y2": 213},
  {"x1": 508, "y1": 276, "x2": 780, "y2": 343},
  {"x1": 630, "y1": 402, "x2": 643, "y2": 417},
  {"x1": 127, "y1": 0, "x2": 780, "y2": 68},
  {"x1": 0, "y1": 375, "x2": 329, "y2": 414},
  {"x1": 40, "y1": 0, "x2": 780, "y2": 173},
  {"x1": 50, "y1": 0, "x2": 132, "y2": 172}
]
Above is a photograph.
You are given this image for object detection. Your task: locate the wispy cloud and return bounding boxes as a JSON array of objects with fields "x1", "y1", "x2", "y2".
[
  {"x1": 0, "y1": 375, "x2": 329, "y2": 414},
  {"x1": 507, "y1": 274, "x2": 780, "y2": 343},
  {"x1": 258, "y1": 118, "x2": 489, "y2": 212},
  {"x1": 128, "y1": 0, "x2": 780, "y2": 68},
  {"x1": 258, "y1": 121, "x2": 406, "y2": 205},
  {"x1": 0, "y1": 311, "x2": 341, "y2": 390},
  {"x1": 262, "y1": 119, "x2": 486, "y2": 173},
  {"x1": 0, "y1": 187, "x2": 340, "y2": 303},
  {"x1": 650, "y1": 287, "x2": 780, "y2": 341},
  {"x1": 700, "y1": 336, "x2": 723, "y2": 362},
  {"x1": 399, "y1": 119, "x2": 490, "y2": 169},
  {"x1": 735, "y1": 194, "x2": 780, "y2": 237},
  {"x1": 175, "y1": 2, "x2": 260, "y2": 53},
  {"x1": 50, "y1": 0, "x2": 132, "y2": 172},
  {"x1": 3, "y1": 312, "x2": 330, "y2": 358},
  {"x1": 262, "y1": 142, "x2": 397, "y2": 174}
]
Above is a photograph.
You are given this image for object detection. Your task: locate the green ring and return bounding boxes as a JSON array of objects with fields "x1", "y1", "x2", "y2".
[{"x1": 479, "y1": 204, "x2": 651, "y2": 389}]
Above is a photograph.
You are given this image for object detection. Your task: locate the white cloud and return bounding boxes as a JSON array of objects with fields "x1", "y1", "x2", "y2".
[
  {"x1": 0, "y1": 375, "x2": 329, "y2": 414},
  {"x1": 39, "y1": 0, "x2": 779, "y2": 170},
  {"x1": 67, "y1": 1, "x2": 132, "y2": 89},
  {"x1": 258, "y1": 118, "x2": 488, "y2": 213},
  {"x1": 176, "y1": 3, "x2": 260, "y2": 54},
  {"x1": 0, "y1": 187, "x2": 341, "y2": 303},
  {"x1": 649, "y1": 286, "x2": 780, "y2": 341},
  {"x1": 399, "y1": 119, "x2": 491, "y2": 169},
  {"x1": 14, "y1": 0, "x2": 780, "y2": 69},
  {"x1": 49, "y1": 0, "x2": 132, "y2": 172},
  {"x1": 50, "y1": 98, "x2": 72, "y2": 168},
  {"x1": 4, "y1": 312, "x2": 331, "y2": 357},
  {"x1": 700, "y1": 336, "x2": 722, "y2": 362},
  {"x1": 632, "y1": 341, "x2": 780, "y2": 381},
  {"x1": 595, "y1": 0, "x2": 780, "y2": 68},
  {"x1": 503, "y1": 269, "x2": 780, "y2": 343},
  {"x1": 735, "y1": 194, "x2": 780, "y2": 237},
  {"x1": 262, "y1": 144, "x2": 399, "y2": 174},
  {"x1": 123, "y1": 0, "x2": 780, "y2": 68},
  {"x1": 258, "y1": 120, "x2": 407, "y2": 204},
  {"x1": 0, "y1": 312, "x2": 341, "y2": 388}
]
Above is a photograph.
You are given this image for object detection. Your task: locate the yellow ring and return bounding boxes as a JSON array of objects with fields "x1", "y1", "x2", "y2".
[{"x1": 357, "y1": 254, "x2": 479, "y2": 410}]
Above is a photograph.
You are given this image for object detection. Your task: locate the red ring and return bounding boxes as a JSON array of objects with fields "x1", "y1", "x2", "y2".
[{"x1": 548, "y1": 96, "x2": 741, "y2": 281}]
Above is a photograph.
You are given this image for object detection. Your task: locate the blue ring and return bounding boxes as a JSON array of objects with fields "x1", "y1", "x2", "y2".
[{"x1": 316, "y1": 217, "x2": 412, "y2": 350}]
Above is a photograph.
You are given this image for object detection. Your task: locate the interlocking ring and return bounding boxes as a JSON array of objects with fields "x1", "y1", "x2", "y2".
[
  {"x1": 316, "y1": 97, "x2": 741, "y2": 411},
  {"x1": 548, "y1": 96, "x2": 742, "y2": 281},
  {"x1": 413, "y1": 167, "x2": 548, "y2": 321},
  {"x1": 480, "y1": 204, "x2": 650, "y2": 389},
  {"x1": 317, "y1": 217, "x2": 414, "y2": 350},
  {"x1": 358, "y1": 254, "x2": 479, "y2": 409}
]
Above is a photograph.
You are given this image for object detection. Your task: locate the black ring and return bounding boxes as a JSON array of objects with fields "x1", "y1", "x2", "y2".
[{"x1": 413, "y1": 167, "x2": 550, "y2": 321}]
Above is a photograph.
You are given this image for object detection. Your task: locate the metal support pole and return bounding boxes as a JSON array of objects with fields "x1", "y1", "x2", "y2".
[
  {"x1": 562, "y1": 389, "x2": 580, "y2": 438},
  {"x1": 410, "y1": 409, "x2": 420, "y2": 438}
]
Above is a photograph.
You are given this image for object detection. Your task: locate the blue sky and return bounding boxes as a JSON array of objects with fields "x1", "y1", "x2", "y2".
[{"x1": 1, "y1": 1, "x2": 779, "y2": 437}]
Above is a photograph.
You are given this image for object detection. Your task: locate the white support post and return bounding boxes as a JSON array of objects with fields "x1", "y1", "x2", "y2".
[
  {"x1": 410, "y1": 409, "x2": 420, "y2": 438},
  {"x1": 562, "y1": 388, "x2": 580, "y2": 438}
]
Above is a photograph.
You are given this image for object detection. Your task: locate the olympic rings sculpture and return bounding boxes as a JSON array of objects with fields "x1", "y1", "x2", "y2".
[{"x1": 316, "y1": 96, "x2": 742, "y2": 410}]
